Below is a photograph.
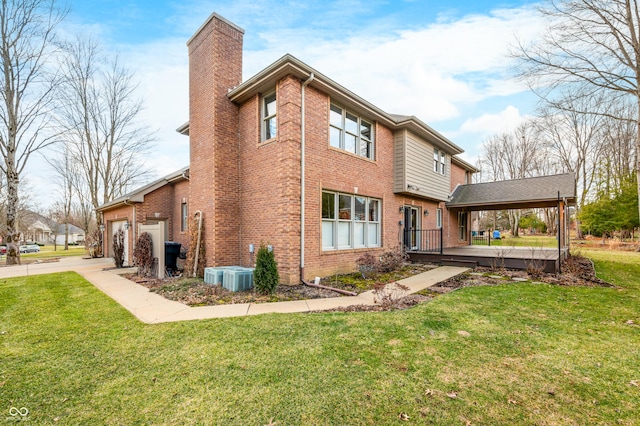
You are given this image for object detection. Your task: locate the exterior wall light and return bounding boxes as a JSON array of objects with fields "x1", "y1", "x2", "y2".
[
  {"x1": 124, "y1": 220, "x2": 129, "y2": 230},
  {"x1": 424, "y1": 210, "x2": 429, "y2": 216}
]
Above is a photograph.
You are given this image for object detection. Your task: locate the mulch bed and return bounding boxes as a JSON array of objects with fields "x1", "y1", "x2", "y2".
[{"x1": 124, "y1": 254, "x2": 613, "y2": 312}]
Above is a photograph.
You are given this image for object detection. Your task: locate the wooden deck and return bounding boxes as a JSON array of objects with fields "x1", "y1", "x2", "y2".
[{"x1": 408, "y1": 245, "x2": 569, "y2": 273}]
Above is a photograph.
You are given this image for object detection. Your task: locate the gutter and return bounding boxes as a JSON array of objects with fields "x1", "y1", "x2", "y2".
[{"x1": 300, "y1": 72, "x2": 314, "y2": 282}]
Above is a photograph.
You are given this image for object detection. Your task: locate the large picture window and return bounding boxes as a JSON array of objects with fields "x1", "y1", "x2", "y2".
[
  {"x1": 329, "y1": 103, "x2": 374, "y2": 159},
  {"x1": 261, "y1": 91, "x2": 277, "y2": 141},
  {"x1": 322, "y1": 191, "x2": 380, "y2": 250}
]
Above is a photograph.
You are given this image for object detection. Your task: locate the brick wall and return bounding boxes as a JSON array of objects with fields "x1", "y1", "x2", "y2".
[
  {"x1": 101, "y1": 178, "x2": 190, "y2": 266},
  {"x1": 188, "y1": 14, "x2": 244, "y2": 269},
  {"x1": 102, "y1": 204, "x2": 135, "y2": 264}
]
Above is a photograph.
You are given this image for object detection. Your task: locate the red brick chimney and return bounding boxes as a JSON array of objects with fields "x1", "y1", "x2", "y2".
[{"x1": 187, "y1": 13, "x2": 244, "y2": 267}]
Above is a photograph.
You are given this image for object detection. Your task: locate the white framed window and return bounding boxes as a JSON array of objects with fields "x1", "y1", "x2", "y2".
[
  {"x1": 434, "y1": 148, "x2": 445, "y2": 175},
  {"x1": 181, "y1": 202, "x2": 188, "y2": 232},
  {"x1": 458, "y1": 211, "x2": 467, "y2": 241},
  {"x1": 322, "y1": 191, "x2": 381, "y2": 250},
  {"x1": 436, "y1": 208, "x2": 443, "y2": 229},
  {"x1": 329, "y1": 103, "x2": 374, "y2": 159},
  {"x1": 261, "y1": 91, "x2": 277, "y2": 142}
]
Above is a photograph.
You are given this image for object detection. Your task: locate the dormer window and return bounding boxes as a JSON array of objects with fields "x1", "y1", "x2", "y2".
[
  {"x1": 261, "y1": 91, "x2": 277, "y2": 142},
  {"x1": 329, "y1": 103, "x2": 374, "y2": 159}
]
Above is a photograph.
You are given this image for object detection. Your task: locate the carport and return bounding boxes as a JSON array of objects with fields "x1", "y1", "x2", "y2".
[{"x1": 409, "y1": 173, "x2": 577, "y2": 273}]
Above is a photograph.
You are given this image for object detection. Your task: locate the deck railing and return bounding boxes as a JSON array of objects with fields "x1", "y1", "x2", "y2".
[{"x1": 403, "y1": 228, "x2": 443, "y2": 254}]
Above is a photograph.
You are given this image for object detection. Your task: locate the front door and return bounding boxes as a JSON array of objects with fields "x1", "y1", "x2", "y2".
[{"x1": 403, "y1": 206, "x2": 419, "y2": 250}]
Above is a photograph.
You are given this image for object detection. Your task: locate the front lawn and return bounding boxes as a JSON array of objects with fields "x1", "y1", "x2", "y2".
[{"x1": 1, "y1": 254, "x2": 639, "y2": 424}]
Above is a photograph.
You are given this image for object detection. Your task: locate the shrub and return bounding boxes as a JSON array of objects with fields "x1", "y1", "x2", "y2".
[
  {"x1": 254, "y1": 244, "x2": 279, "y2": 294},
  {"x1": 372, "y1": 282, "x2": 410, "y2": 307},
  {"x1": 86, "y1": 229, "x2": 103, "y2": 258},
  {"x1": 133, "y1": 232, "x2": 154, "y2": 277},
  {"x1": 112, "y1": 229, "x2": 125, "y2": 268},
  {"x1": 355, "y1": 253, "x2": 378, "y2": 278},
  {"x1": 377, "y1": 246, "x2": 408, "y2": 273}
]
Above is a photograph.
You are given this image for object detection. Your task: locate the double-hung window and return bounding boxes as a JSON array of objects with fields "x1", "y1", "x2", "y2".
[
  {"x1": 434, "y1": 149, "x2": 446, "y2": 175},
  {"x1": 329, "y1": 103, "x2": 374, "y2": 159},
  {"x1": 261, "y1": 91, "x2": 277, "y2": 141},
  {"x1": 458, "y1": 211, "x2": 467, "y2": 241},
  {"x1": 322, "y1": 191, "x2": 380, "y2": 250}
]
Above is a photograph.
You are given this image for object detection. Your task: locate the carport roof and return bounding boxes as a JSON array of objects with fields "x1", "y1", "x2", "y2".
[{"x1": 446, "y1": 173, "x2": 576, "y2": 211}]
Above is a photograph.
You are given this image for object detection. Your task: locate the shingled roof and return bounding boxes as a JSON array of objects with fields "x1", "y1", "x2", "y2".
[{"x1": 447, "y1": 173, "x2": 576, "y2": 211}]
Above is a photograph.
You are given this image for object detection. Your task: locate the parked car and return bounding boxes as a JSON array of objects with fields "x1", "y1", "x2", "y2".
[
  {"x1": 19, "y1": 244, "x2": 40, "y2": 253},
  {"x1": 0, "y1": 246, "x2": 6, "y2": 255}
]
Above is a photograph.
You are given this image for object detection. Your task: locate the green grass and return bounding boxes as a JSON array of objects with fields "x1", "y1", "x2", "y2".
[
  {"x1": 577, "y1": 248, "x2": 640, "y2": 291},
  {"x1": 1, "y1": 254, "x2": 639, "y2": 424},
  {"x1": 18, "y1": 246, "x2": 87, "y2": 260},
  {"x1": 473, "y1": 235, "x2": 559, "y2": 248}
]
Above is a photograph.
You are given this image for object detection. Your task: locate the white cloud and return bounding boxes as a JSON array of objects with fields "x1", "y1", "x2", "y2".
[
  {"x1": 27, "y1": 2, "x2": 548, "y2": 208},
  {"x1": 460, "y1": 105, "x2": 527, "y2": 134}
]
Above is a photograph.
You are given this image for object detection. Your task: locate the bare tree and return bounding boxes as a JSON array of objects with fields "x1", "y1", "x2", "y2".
[
  {"x1": 46, "y1": 146, "x2": 74, "y2": 249},
  {"x1": 596, "y1": 100, "x2": 637, "y2": 195},
  {"x1": 514, "y1": 0, "x2": 640, "y2": 245},
  {"x1": 0, "y1": 0, "x2": 66, "y2": 264},
  {"x1": 480, "y1": 122, "x2": 545, "y2": 236},
  {"x1": 56, "y1": 37, "x2": 154, "y2": 253},
  {"x1": 536, "y1": 92, "x2": 608, "y2": 238}
]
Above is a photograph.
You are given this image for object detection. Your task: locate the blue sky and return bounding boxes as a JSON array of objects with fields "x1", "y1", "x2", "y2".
[{"x1": 33, "y1": 0, "x2": 545, "y2": 205}]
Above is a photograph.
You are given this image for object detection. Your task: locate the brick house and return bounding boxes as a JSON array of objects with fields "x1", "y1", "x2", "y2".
[{"x1": 97, "y1": 12, "x2": 477, "y2": 283}]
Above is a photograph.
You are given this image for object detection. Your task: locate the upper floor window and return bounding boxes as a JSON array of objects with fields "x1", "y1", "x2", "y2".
[
  {"x1": 434, "y1": 148, "x2": 446, "y2": 175},
  {"x1": 329, "y1": 103, "x2": 374, "y2": 159},
  {"x1": 261, "y1": 91, "x2": 277, "y2": 142}
]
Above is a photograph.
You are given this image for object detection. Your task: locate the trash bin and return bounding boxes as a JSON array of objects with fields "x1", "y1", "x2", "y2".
[
  {"x1": 165, "y1": 242, "x2": 182, "y2": 272},
  {"x1": 492, "y1": 230, "x2": 501, "y2": 240}
]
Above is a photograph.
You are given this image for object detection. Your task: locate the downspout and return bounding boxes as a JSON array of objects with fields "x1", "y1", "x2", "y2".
[
  {"x1": 300, "y1": 72, "x2": 314, "y2": 283},
  {"x1": 124, "y1": 200, "x2": 136, "y2": 266}
]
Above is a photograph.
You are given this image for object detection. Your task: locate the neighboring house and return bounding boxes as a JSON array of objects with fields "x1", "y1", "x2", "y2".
[
  {"x1": 25, "y1": 219, "x2": 52, "y2": 244},
  {"x1": 98, "y1": 13, "x2": 479, "y2": 283},
  {"x1": 51, "y1": 223, "x2": 85, "y2": 246}
]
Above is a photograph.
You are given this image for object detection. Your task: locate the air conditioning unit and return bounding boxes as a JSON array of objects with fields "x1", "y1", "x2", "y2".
[
  {"x1": 223, "y1": 267, "x2": 255, "y2": 292},
  {"x1": 204, "y1": 267, "x2": 231, "y2": 285}
]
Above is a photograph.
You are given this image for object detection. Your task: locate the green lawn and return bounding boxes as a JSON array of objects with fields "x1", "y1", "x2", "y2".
[
  {"x1": 1, "y1": 253, "x2": 639, "y2": 424},
  {"x1": 473, "y1": 235, "x2": 559, "y2": 248},
  {"x1": 16, "y1": 246, "x2": 87, "y2": 260}
]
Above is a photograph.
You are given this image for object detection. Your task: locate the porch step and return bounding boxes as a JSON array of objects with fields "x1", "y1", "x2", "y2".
[{"x1": 441, "y1": 259, "x2": 478, "y2": 268}]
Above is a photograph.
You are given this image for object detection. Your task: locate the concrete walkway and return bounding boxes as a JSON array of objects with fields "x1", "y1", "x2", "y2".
[{"x1": 0, "y1": 257, "x2": 468, "y2": 324}]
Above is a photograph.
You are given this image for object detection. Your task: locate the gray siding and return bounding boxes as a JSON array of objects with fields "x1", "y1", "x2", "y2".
[
  {"x1": 393, "y1": 131, "x2": 406, "y2": 193},
  {"x1": 394, "y1": 130, "x2": 450, "y2": 201}
]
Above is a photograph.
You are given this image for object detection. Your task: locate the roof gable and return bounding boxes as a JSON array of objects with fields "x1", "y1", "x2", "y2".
[{"x1": 97, "y1": 166, "x2": 189, "y2": 212}]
